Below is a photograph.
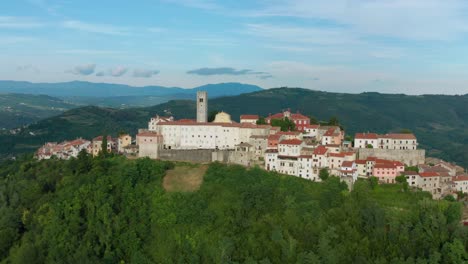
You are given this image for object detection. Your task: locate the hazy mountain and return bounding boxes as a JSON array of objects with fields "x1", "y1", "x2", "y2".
[
  {"x1": 1, "y1": 88, "x2": 467, "y2": 167},
  {"x1": 0, "y1": 81, "x2": 262, "y2": 98}
]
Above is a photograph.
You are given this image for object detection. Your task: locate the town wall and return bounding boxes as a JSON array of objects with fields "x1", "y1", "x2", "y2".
[{"x1": 358, "y1": 149, "x2": 425, "y2": 166}]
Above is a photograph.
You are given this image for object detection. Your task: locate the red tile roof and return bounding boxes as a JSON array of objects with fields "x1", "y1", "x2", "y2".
[
  {"x1": 277, "y1": 131, "x2": 301, "y2": 136},
  {"x1": 305, "y1": 124, "x2": 320, "y2": 129},
  {"x1": 279, "y1": 139, "x2": 303, "y2": 145},
  {"x1": 240, "y1": 115, "x2": 259, "y2": 120},
  {"x1": 93, "y1": 136, "x2": 114, "y2": 141},
  {"x1": 313, "y1": 145, "x2": 328, "y2": 155},
  {"x1": 342, "y1": 161, "x2": 354, "y2": 167},
  {"x1": 374, "y1": 164, "x2": 397, "y2": 169},
  {"x1": 382, "y1": 133, "x2": 416, "y2": 140},
  {"x1": 419, "y1": 172, "x2": 440, "y2": 178},
  {"x1": 355, "y1": 160, "x2": 367, "y2": 165},
  {"x1": 453, "y1": 175, "x2": 468, "y2": 182},
  {"x1": 324, "y1": 127, "x2": 338, "y2": 137},
  {"x1": 355, "y1": 133, "x2": 378, "y2": 139},
  {"x1": 137, "y1": 132, "x2": 162, "y2": 137}
]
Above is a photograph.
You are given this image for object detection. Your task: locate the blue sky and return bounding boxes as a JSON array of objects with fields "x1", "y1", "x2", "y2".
[{"x1": 1, "y1": 0, "x2": 468, "y2": 94}]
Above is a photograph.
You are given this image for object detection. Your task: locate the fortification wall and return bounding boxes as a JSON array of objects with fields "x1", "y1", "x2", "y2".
[
  {"x1": 158, "y1": 149, "x2": 214, "y2": 163},
  {"x1": 358, "y1": 149, "x2": 425, "y2": 166}
]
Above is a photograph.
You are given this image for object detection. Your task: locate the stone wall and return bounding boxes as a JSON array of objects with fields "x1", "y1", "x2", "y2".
[
  {"x1": 358, "y1": 149, "x2": 425, "y2": 166},
  {"x1": 158, "y1": 149, "x2": 214, "y2": 163}
]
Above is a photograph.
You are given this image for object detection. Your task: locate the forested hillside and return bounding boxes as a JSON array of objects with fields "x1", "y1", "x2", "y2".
[
  {"x1": 0, "y1": 94, "x2": 78, "y2": 129},
  {"x1": 0, "y1": 155, "x2": 466, "y2": 263},
  {"x1": 1, "y1": 88, "x2": 467, "y2": 168}
]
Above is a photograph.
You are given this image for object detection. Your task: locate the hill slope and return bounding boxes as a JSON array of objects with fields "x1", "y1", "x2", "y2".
[
  {"x1": 0, "y1": 93, "x2": 78, "y2": 129},
  {"x1": 0, "y1": 156, "x2": 465, "y2": 262},
  {"x1": 1, "y1": 88, "x2": 467, "y2": 167}
]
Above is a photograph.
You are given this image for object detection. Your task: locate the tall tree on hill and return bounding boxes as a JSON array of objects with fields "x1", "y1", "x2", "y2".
[
  {"x1": 256, "y1": 117, "x2": 267, "y2": 125},
  {"x1": 101, "y1": 134, "x2": 108, "y2": 156}
]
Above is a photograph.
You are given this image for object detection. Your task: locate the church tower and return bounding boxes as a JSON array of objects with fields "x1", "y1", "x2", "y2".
[{"x1": 196, "y1": 91, "x2": 208, "y2": 123}]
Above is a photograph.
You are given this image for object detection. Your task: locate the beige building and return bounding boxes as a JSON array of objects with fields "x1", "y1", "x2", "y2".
[
  {"x1": 92, "y1": 136, "x2": 116, "y2": 156},
  {"x1": 118, "y1": 134, "x2": 132, "y2": 153},
  {"x1": 137, "y1": 132, "x2": 163, "y2": 159}
]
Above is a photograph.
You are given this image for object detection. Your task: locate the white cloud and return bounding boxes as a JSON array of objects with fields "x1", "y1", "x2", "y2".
[
  {"x1": 96, "y1": 66, "x2": 128, "y2": 77},
  {"x1": 249, "y1": 0, "x2": 468, "y2": 41},
  {"x1": 133, "y1": 69, "x2": 160, "y2": 78},
  {"x1": 67, "y1": 64, "x2": 96, "y2": 75},
  {"x1": 62, "y1": 20, "x2": 129, "y2": 35}
]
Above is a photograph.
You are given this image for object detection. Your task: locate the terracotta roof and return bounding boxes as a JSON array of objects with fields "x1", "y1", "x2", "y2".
[
  {"x1": 313, "y1": 145, "x2": 328, "y2": 155},
  {"x1": 329, "y1": 153, "x2": 346, "y2": 158},
  {"x1": 355, "y1": 133, "x2": 378, "y2": 139},
  {"x1": 291, "y1": 113, "x2": 309, "y2": 120},
  {"x1": 453, "y1": 175, "x2": 468, "y2": 182},
  {"x1": 277, "y1": 131, "x2": 301, "y2": 136},
  {"x1": 268, "y1": 134, "x2": 281, "y2": 141},
  {"x1": 305, "y1": 124, "x2": 320, "y2": 129},
  {"x1": 157, "y1": 121, "x2": 270, "y2": 129},
  {"x1": 240, "y1": 115, "x2": 259, "y2": 120},
  {"x1": 355, "y1": 160, "x2": 367, "y2": 165},
  {"x1": 178, "y1": 119, "x2": 196, "y2": 123},
  {"x1": 419, "y1": 172, "x2": 440, "y2": 178},
  {"x1": 324, "y1": 127, "x2": 338, "y2": 137},
  {"x1": 403, "y1": 171, "x2": 419, "y2": 175},
  {"x1": 137, "y1": 132, "x2": 162, "y2": 137},
  {"x1": 93, "y1": 136, "x2": 114, "y2": 141},
  {"x1": 342, "y1": 161, "x2": 354, "y2": 167},
  {"x1": 279, "y1": 139, "x2": 303, "y2": 145},
  {"x1": 380, "y1": 133, "x2": 416, "y2": 140},
  {"x1": 374, "y1": 164, "x2": 397, "y2": 169}
]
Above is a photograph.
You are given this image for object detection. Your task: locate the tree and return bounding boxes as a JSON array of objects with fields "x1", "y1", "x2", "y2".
[
  {"x1": 368, "y1": 177, "x2": 378, "y2": 190},
  {"x1": 395, "y1": 175, "x2": 409, "y2": 191},
  {"x1": 270, "y1": 118, "x2": 295, "y2": 132},
  {"x1": 100, "y1": 134, "x2": 108, "y2": 156},
  {"x1": 309, "y1": 116, "x2": 318, "y2": 125},
  {"x1": 400, "y1": 129, "x2": 412, "y2": 134},
  {"x1": 208, "y1": 110, "x2": 220, "y2": 122},
  {"x1": 256, "y1": 117, "x2": 267, "y2": 125},
  {"x1": 366, "y1": 144, "x2": 374, "y2": 148},
  {"x1": 328, "y1": 116, "x2": 339, "y2": 126},
  {"x1": 319, "y1": 168, "x2": 329, "y2": 181}
]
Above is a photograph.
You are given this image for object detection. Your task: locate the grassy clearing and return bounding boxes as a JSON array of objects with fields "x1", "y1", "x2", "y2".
[
  {"x1": 369, "y1": 184, "x2": 432, "y2": 210},
  {"x1": 163, "y1": 164, "x2": 208, "y2": 192}
]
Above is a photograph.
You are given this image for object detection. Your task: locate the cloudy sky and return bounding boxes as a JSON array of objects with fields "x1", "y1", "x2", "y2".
[{"x1": 1, "y1": 0, "x2": 468, "y2": 94}]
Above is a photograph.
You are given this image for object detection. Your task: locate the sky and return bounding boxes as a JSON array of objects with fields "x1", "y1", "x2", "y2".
[{"x1": 1, "y1": 0, "x2": 468, "y2": 95}]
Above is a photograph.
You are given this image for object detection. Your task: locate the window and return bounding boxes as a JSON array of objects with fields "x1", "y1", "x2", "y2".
[{"x1": 199, "y1": 98, "x2": 203, "y2": 103}]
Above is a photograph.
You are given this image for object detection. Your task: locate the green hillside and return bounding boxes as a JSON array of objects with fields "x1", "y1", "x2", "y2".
[
  {"x1": 0, "y1": 155, "x2": 466, "y2": 263},
  {"x1": 0, "y1": 94, "x2": 78, "y2": 129},
  {"x1": 1, "y1": 88, "x2": 467, "y2": 168}
]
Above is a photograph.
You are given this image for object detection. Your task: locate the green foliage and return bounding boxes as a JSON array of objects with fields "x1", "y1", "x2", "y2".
[
  {"x1": 270, "y1": 117, "x2": 296, "y2": 131},
  {"x1": 208, "y1": 110, "x2": 220, "y2": 122},
  {"x1": 256, "y1": 117, "x2": 267, "y2": 125},
  {"x1": 100, "y1": 134, "x2": 108, "y2": 156},
  {"x1": 405, "y1": 166, "x2": 419, "y2": 173},
  {"x1": 0, "y1": 157, "x2": 466, "y2": 263},
  {"x1": 328, "y1": 116, "x2": 339, "y2": 126},
  {"x1": 366, "y1": 144, "x2": 374, "y2": 148},
  {"x1": 319, "y1": 168, "x2": 329, "y2": 181}
]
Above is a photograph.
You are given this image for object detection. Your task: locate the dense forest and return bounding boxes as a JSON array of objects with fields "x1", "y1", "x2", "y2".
[
  {"x1": 0, "y1": 154, "x2": 467, "y2": 263},
  {"x1": 1, "y1": 88, "x2": 467, "y2": 168}
]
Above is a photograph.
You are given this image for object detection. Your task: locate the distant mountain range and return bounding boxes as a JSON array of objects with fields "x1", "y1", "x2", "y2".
[
  {"x1": 1, "y1": 87, "x2": 467, "y2": 168},
  {"x1": 0, "y1": 81, "x2": 262, "y2": 98},
  {"x1": 0, "y1": 81, "x2": 263, "y2": 128}
]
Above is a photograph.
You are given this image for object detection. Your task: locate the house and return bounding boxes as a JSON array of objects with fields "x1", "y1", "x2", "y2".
[
  {"x1": 340, "y1": 161, "x2": 358, "y2": 183},
  {"x1": 354, "y1": 132, "x2": 418, "y2": 150},
  {"x1": 118, "y1": 134, "x2": 132, "y2": 153},
  {"x1": 354, "y1": 133, "x2": 379, "y2": 148},
  {"x1": 213, "y1": 111, "x2": 233, "y2": 123},
  {"x1": 453, "y1": 175, "x2": 468, "y2": 193},
  {"x1": 322, "y1": 127, "x2": 343, "y2": 146},
  {"x1": 417, "y1": 172, "x2": 441, "y2": 197},
  {"x1": 303, "y1": 124, "x2": 320, "y2": 138},
  {"x1": 267, "y1": 134, "x2": 281, "y2": 149},
  {"x1": 265, "y1": 109, "x2": 310, "y2": 131},
  {"x1": 148, "y1": 115, "x2": 174, "y2": 131},
  {"x1": 298, "y1": 155, "x2": 315, "y2": 180},
  {"x1": 240, "y1": 115, "x2": 259, "y2": 124},
  {"x1": 137, "y1": 132, "x2": 163, "y2": 159},
  {"x1": 371, "y1": 159, "x2": 404, "y2": 184},
  {"x1": 92, "y1": 136, "x2": 116, "y2": 156},
  {"x1": 312, "y1": 145, "x2": 329, "y2": 171}
]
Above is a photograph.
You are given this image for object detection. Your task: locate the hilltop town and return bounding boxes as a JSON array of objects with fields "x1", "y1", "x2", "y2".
[{"x1": 36, "y1": 91, "x2": 468, "y2": 199}]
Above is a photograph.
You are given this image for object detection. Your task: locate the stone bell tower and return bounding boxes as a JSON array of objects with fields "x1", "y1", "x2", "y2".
[{"x1": 196, "y1": 91, "x2": 207, "y2": 123}]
